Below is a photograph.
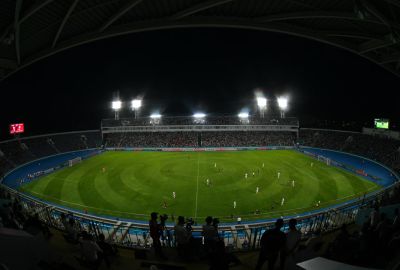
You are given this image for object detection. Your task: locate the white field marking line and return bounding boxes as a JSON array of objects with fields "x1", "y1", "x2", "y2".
[
  {"x1": 194, "y1": 153, "x2": 200, "y2": 219},
  {"x1": 25, "y1": 190, "x2": 146, "y2": 216}
]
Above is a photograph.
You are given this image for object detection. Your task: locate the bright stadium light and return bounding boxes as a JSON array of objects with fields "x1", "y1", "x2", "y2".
[
  {"x1": 277, "y1": 97, "x2": 288, "y2": 118},
  {"x1": 238, "y1": 112, "x2": 249, "y2": 124},
  {"x1": 257, "y1": 97, "x2": 267, "y2": 108},
  {"x1": 131, "y1": 99, "x2": 142, "y2": 119},
  {"x1": 131, "y1": 99, "x2": 142, "y2": 109},
  {"x1": 112, "y1": 100, "x2": 122, "y2": 110},
  {"x1": 277, "y1": 97, "x2": 288, "y2": 110},
  {"x1": 256, "y1": 97, "x2": 267, "y2": 118},
  {"x1": 150, "y1": 113, "x2": 161, "y2": 119},
  {"x1": 112, "y1": 100, "x2": 122, "y2": 120},
  {"x1": 150, "y1": 113, "x2": 162, "y2": 125},
  {"x1": 238, "y1": 112, "x2": 249, "y2": 118},
  {"x1": 193, "y1": 113, "x2": 206, "y2": 118},
  {"x1": 193, "y1": 112, "x2": 206, "y2": 124}
]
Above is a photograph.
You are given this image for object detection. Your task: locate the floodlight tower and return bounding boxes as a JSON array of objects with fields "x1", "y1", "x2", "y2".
[
  {"x1": 257, "y1": 97, "x2": 267, "y2": 118},
  {"x1": 193, "y1": 112, "x2": 206, "y2": 124},
  {"x1": 150, "y1": 113, "x2": 162, "y2": 125},
  {"x1": 238, "y1": 112, "x2": 249, "y2": 124},
  {"x1": 112, "y1": 100, "x2": 122, "y2": 120},
  {"x1": 277, "y1": 97, "x2": 288, "y2": 118},
  {"x1": 131, "y1": 99, "x2": 142, "y2": 119}
]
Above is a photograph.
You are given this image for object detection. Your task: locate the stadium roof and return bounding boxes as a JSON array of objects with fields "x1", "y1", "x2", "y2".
[{"x1": 1, "y1": 0, "x2": 400, "y2": 80}]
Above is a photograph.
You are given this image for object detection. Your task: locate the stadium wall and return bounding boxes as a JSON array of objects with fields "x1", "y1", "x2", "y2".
[{"x1": 300, "y1": 147, "x2": 399, "y2": 187}]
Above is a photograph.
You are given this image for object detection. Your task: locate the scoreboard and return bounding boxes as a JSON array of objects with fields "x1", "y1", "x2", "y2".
[
  {"x1": 10, "y1": 123, "x2": 24, "y2": 134},
  {"x1": 374, "y1": 119, "x2": 389, "y2": 129}
]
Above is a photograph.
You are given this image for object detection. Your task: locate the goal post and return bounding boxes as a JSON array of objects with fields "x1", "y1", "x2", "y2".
[
  {"x1": 68, "y1": 157, "x2": 82, "y2": 167},
  {"x1": 317, "y1": 155, "x2": 331, "y2": 166}
]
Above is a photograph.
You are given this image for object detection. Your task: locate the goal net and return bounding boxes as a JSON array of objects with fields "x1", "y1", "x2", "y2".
[
  {"x1": 317, "y1": 155, "x2": 331, "y2": 166},
  {"x1": 68, "y1": 157, "x2": 82, "y2": 167}
]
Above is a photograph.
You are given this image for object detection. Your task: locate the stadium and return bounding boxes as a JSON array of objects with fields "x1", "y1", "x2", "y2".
[{"x1": 1, "y1": 1, "x2": 400, "y2": 270}]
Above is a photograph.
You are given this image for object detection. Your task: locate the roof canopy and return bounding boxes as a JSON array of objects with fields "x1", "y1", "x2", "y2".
[{"x1": 1, "y1": 0, "x2": 400, "y2": 80}]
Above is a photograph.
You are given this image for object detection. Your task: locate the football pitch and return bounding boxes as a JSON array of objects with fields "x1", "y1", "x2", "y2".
[{"x1": 20, "y1": 150, "x2": 380, "y2": 222}]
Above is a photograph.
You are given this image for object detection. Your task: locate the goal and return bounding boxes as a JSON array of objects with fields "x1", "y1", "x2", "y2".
[
  {"x1": 317, "y1": 155, "x2": 331, "y2": 166},
  {"x1": 68, "y1": 157, "x2": 82, "y2": 167}
]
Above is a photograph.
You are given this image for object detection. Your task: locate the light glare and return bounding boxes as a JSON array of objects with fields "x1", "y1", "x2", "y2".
[
  {"x1": 131, "y1": 99, "x2": 142, "y2": 109},
  {"x1": 257, "y1": 97, "x2": 267, "y2": 108},
  {"x1": 193, "y1": 113, "x2": 206, "y2": 118},
  {"x1": 277, "y1": 97, "x2": 288, "y2": 110},
  {"x1": 112, "y1": 100, "x2": 122, "y2": 110},
  {"x1": 238, "y1": 112, "x2": 249, "y2": 118},
  {"x1": 150, "y1": 113, "x2": 162, "y2": 119}
]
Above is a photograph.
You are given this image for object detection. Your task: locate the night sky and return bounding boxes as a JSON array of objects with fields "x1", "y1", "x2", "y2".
[{"x1": 0, "y1": 28, "x2": 399, "y2": 140}]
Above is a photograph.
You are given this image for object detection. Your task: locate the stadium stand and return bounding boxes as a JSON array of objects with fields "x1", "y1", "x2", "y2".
[
  {"x1": 2, "y1": 123, "x2": 400, "y2": 269},
  {"x1": 0, "y1": 131, "x2": 102, "y2": 170},
  {"x1": 104, "y1": 132, "x2": 198, "y2": 148},
  {"x1": 201, "y1": 131, "x2": 296, "y2": 147},
  {"x1": 299, "y1": 129, "x2": 400, "y2": 173}
]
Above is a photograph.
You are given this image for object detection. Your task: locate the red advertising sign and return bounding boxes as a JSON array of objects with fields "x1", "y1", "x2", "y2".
[{"x1": 10, "y1": 123, "x2": 24, "y2": 134}]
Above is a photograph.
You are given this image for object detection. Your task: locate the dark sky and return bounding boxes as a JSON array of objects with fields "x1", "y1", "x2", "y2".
[{"x1": 0, "y1": 27, "x2": 399, "y2": 139}]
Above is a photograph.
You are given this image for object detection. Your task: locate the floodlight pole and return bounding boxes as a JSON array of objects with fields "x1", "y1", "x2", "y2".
[
  {"x1": 280, "y1": 110, "x2": 285, "y2": 118},
  {"x1": 114, "y1": 111, "x2": 119, "y2": 120},
  {"x1": 259, "y1": 108, "x2": 265, "y2": 118}
]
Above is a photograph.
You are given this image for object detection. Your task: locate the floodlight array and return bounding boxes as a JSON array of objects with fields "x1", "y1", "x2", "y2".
[
  {"x1": 257, "y1": 97, "x2": 267, "y2": 108},
  {"x1": 193, "y1": 113, "x2": 206, "y2": 118},
  {"x1": 131, "y1": 99, "x2": 142, "y2": 109},
  {"x1": 112, "y1": 100, "x2": 122, "y2": 110},
  {"x1": 150, "y1": 113, "x2": 162, "y2": 119},
  {"x1": 238, "y1": 112, "x2": 249, "y2": 118},
  {"x1": 277, "y1": 97, "x2": 288, "y2": 110}
]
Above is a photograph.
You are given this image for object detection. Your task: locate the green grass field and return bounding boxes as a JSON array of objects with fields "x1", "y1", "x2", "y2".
[{"x1": 20, "y1": 150, "x2": 380, "y2": 222}]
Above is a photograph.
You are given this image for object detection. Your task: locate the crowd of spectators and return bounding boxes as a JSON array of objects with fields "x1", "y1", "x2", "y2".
[
  {"x1": 326, "y1": 207, "x2": 400, "y2": 268},
  {"x1": 0, "y1": 188, "x2": 52, "y2": 237},
  {"x1": 104, "y1": 131, "x2": 296, "y2": 148},
  {"x1": 0, "y1": 131, "x2": 102, "y2": 178},
  {"x1": 299, "y1": 129, "x2": 400, "y2": 172},
  {"x1": 201, "y1": 131, "x2": 296, "y2": 147},
  {"x1": 148, "y1": 212, "x2": 241, "y2": 269},
  {"x1": 59, "y1": 212, "x2": 118, "y2": 269},
  {"x1": 104, "y1": 132, "x2": 198, "y2": 148},
  {"x1": 0, "y1": 187, "x2": 118, "y2": 269}
]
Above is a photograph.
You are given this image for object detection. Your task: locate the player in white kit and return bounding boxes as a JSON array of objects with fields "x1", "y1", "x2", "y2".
[
  {"x1": 256, "y1": 187, "x2": 259, "y2": 194},
  {"x1": 281, "y1": 197, "x2": 285, "y2": 206},
  {"x1": 245, "y1": 173, "x2": 248, "y2": 179},
  {"x1": 234, "y1": 201, "x2": 237, "y2": 208},
  {"x1": 277, "y1": 172, "x2": 281, "y2": 179},
  {"x1": 172, "y1": 191, "x2": 176, "y2": 199}
]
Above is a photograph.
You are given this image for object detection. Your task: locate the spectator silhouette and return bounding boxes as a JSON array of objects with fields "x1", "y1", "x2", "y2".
[
  {"x1": 97, "y1": 233, "x2": 117, "y2": 268},
  {"x1": 79, "y1": 231, "x2": 103, "y2": 268},
  {"x1": 174, "y1": 216, "x2": 191, "y2": 259},
  {"x1": 255, "y1": 218, "x2": 286, "y2": 270},
  {"x1": 284, "y1": 219, "x2": 301, "y2": 270},
  {"x1": 202, "y1": 216, "x2": 217, "y2": 254},
  {"x1": 149, "y1": 212, "x2": 166, "y2": 259}
]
